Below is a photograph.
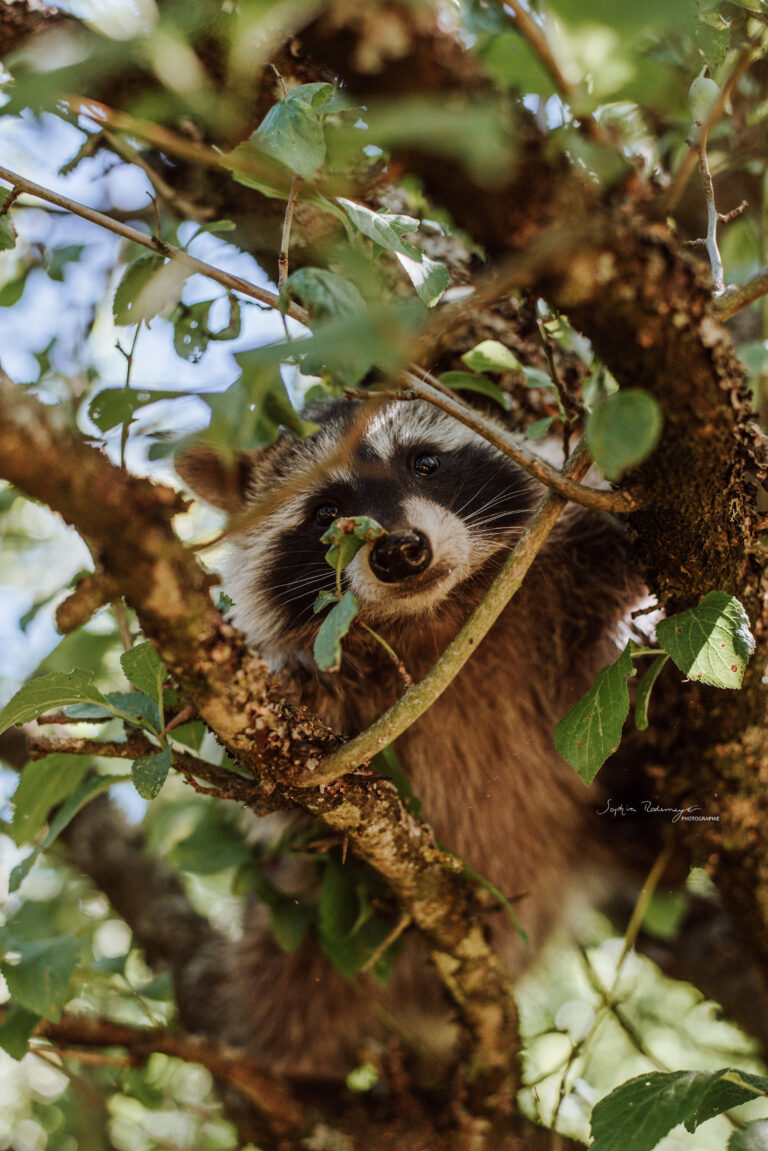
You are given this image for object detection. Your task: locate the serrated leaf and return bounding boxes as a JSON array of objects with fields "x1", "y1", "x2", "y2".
[
  {"x1": 461, "y1": 339, "x2": 521, "y2": 373},
  {"x1": 10, "y1": 774, "x2": 125, "y2": 893},
  {"x1": 339, "y1": 198, "x2": 420, "y2": 258},
  {"x1": 132, "y1": 747, "x2": 171, "y2": 800},
  {"x1": 729, "y1": 1119, "x2": 768, "y2": 1151},
  {"x1": 120, "y1": 643, "x2": 165, "y2": 706},
  {"x1": 281, "y1": 267, "x2": 366, "y2": 321},
  {"x1": 438, "y1": 371, "x2": 511, "y2": 410},
  {"x1": 106, "y1": 691, "x2": 161, "y2": 731},
  {"x1": 0, "y1": 191, "x2": 17, "y2": 252},
  {"x1": 634, "y1": 654, "x2": 668, "y2": 731},
  {"x1": 0, "y1": 1004, "x2": 40, "y2": 1060},
  {"x1": 0, "y1": 936, "x2": 79, "y2": 1023},
  {"x1": 554, "y1": 643, "x2": 635, "y2": 784},
  {"x1": 396, "y1": 251, "x2": 449, "y2": 307},
  {"x1": 586, "y1": 389, "x2": 663, "y2": 481},
  {"x1": 11, "y1": 754, "x2": 90, "y2": 846},
  {"x1": 656, "y1": 591, "x2": 755, "y2": 689},
  {"x1": 314, "y1": 591, "x2": 358, "y2": 672},
  {"x1": 252, "y1": 95, "x2": 326, "y2": 179},
  {"x1": 590, "y1": 1068, "x2": 768, "y2": 1151},
  {"x1": 0, "y1": 670, "x2": 111, "y2": 735}
]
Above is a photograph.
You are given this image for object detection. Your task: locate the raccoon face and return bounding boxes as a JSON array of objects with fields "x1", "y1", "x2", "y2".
[{"x1": 203, "y1": 401, "x2": 538, "y2": 665}]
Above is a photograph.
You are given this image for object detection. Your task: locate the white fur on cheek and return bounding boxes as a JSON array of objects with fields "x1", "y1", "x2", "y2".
[{"x1": 348, "y1": 495, "x2": 474, "y2": 618}]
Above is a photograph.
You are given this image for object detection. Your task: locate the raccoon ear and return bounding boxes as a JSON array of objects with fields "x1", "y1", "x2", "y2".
[{"x1": 175, "y1": 446, "x2": 254, "y2": 514}]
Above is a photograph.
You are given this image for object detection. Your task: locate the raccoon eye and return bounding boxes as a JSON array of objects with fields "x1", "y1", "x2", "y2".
[
  {"x1": 413, "y1": 453, "x2": 440, "y2": 478},
  {"x1": 314, "y1": 502, "x2": 340, "y2": 528}
]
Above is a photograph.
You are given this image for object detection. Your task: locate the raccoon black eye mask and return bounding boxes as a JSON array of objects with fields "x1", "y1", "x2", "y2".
[{"x1": 177, "y1": 398, "x2": 642, "y2": 1077}]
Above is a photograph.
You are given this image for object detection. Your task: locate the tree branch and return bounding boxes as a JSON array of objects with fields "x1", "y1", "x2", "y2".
[
  {"x1": 0, "y1": 164, "x2": 308, "y2": 324},
  {"x1": 26, "y1": 1014, "x2": 304, "y2": 1138},
  {"x1": 0, "y1": 373, "x2": 519, "y2": 1119},
  {"x1": 401, "y1": 370, "x2": 641, "y2": 513}
]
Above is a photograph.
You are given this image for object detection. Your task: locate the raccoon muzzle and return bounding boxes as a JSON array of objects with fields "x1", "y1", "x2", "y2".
[{"x1": 369, "y1": 529, "x2": 432, "y2": 583}]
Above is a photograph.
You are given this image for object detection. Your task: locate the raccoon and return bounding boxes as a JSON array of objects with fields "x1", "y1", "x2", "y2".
[{"x1": 179, "y1": 397, "x2": 641, "y2": 1077}]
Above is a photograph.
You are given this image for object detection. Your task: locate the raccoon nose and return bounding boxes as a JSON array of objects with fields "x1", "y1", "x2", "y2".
[{"x1": 369, "y1": 530, "x2": 432, "y2": 583}]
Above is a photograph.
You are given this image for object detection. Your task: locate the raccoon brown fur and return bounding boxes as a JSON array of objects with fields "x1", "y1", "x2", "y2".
[{"x1": 178, "y1": 398, "x2": 642, "y2": 1078}]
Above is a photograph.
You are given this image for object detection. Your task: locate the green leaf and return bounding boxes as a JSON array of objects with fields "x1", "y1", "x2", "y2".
[
  {"x1": 170, "y1": 807, "x2": 252, "y2": 875},
  {"x1": 590, "y1": 1068, "x2": 768, "y2": 1151},
  {"x1": 11, "y1": 754, "x2": 91, "y2": 846},
  {"x1": 252, "y1": 94, "x2": 327, "y2": 179},
  {"x1": 173, "y1": 300, "x2": 212, "y2": 363},
  {"x1": 46, "y1": 244, "x2": 85, "y2": 282},
  {"x1": 267, "y1": 898, "x2": 314, "y2": 953},
  {"x1": 461, "y1": 339, "x2": 521, "y2": 373},
  {"x1": 322, "y1": 516, "x2": 387, "y2": 572},
  {"x1": 526, "y1": 416, "x2": 556, "y2": 441},
  {"x1": 313, "y1": 589, "x2": 341, "y2": 614},
  {"x1": 106, "y1": 691, "x2": 161, "y2": 731},
  {"x1": 438, "y1": 371, "x2": 511, "y2": 410},
  {"x1": 396, "y1": 251, "x2": 449, "y2": 307},
  {"x1": 0, "y1": 936, "x2": 79, "y2": 1023},
  {"x1": 281, "y1": 267, "x2": 366, "y2": 321},
  {"x1": 729, "y1": 1120, "x2": 768, "y2": 1151},
  {"x1": 132, "y1": 747, "x2": 171, "y2": 800},
  {"x1": 318, "y1": 858, "x2": 397, "y2": 981},
  {"x1": 586, "y1": 389, "x2": 663, "y2": 481},
  {"x1": 0, "y1": 191, "x2": 17, "y2": 252},
  {"x1": 339, "y1": 199, "x2": 420, "y2": 258},
  {"x1": 372, "y1": 745, "x2": 422, "y2": 817},
  {"x1": 120, "y1": 642, "x2": 165, "y2": 707},
  {"x1": 113, "y1": 255, "x2": 165, "y2": 325},
  {"x1": 10, "y1": 774, "x2": 125, "y2": 893},
  {"x1": 0, "y1": 1004, "x2": 40, "y2": 1060},
  {"x1": 0, "y1": 670, "x2": 111, "y2": 735},
  {"x1": 523, "y1": 366, "x2": 557, "y2": 390},
  {"x1": 656, "y1": 591, "x2": 755, "y2": 689},
  {"x1": 481, "y1": 30, "x2": 557, "y2": 97},
  {"x1": 554, "y1": 643, "x2": 635, "y2": 784},
  {"x1": 314, "y1": 591, "x2": 359, "y2": 672},
  {"x1": 88, "y1": 387, "x2": 182, "y2": 433},
  {"x1": 634, "y1": 654, "x2": 668, "y2": 731},
  {"x1": 0, "y1": 271, "x2": 28, "y2": 306}
]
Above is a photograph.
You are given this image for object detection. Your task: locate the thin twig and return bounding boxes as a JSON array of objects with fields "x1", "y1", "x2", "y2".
[
  {"x1": 500, "y1": 0, "x2": 614, "y2": 150},
  {"x1": 695, "y1": 132, "x2": 725, "y2": 296},
  {"x1": 278, "y1": 171, "x2": 302, "y2": 291},
  {"x1": 0, "y1": 164, "x2": 309, "y2": 324},
  {"x1": 401, "y1": 369, "x2": 640, "y2": 513},
  {"x1": 23, "y1": 1013, "x2": 304, "y2": 1137},
  {"x1": 664, "y1": 38, "x2": 764, "y2": 213},
  {"x1": 716, "y1": 263, "x2": 768, "y2": 321}
]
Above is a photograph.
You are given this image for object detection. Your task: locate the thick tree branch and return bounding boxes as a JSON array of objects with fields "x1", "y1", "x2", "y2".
[{"x1": 0, "y1": 374, "x2": 519, "y2": 1119}]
